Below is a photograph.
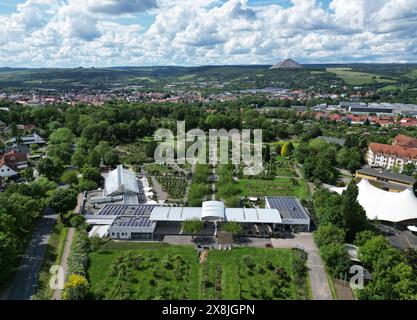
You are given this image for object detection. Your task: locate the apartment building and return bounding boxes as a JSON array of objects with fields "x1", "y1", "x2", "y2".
[{"x1": 367, "y1": 135, "x2": 417, "y2": 172}]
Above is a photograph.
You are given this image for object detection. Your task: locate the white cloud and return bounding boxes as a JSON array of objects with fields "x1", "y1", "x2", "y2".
[
  {"x1": 0, "y1": 0, "x2": 416, "y2": 67},
  {"x1": 86, "y1": 0, "x2": 158, "y2": 15}
]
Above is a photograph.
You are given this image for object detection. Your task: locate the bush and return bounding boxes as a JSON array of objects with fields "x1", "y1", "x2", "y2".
[
  {"x1": 320, "y1": 243, "x2": 351, "y2": 279},
  {"x1": 354, "y1": 230, "x2": 376, "y2": 247},
  {"x1": 69, "y1": 215, "x2": 86, "y2": 228},
  {"x1": 242, "y1": 255, "x2": 256, "y2": 269},
  {"x1": 314, "y1": 224, "x2": 345, "y2": 247},
  {"x1": 90, "y1": 235, "x2": 107, "y2": 251},
  {"x1": 61, "y1": 171, "x2": 79, "y2": 186},
  {"x1": 78, "y1": 179, "x2": 98, "y2": 192},
  {"x1": 63, "y1": 274, "x2": 90, "y2": 300},
  {"x1": 67, "y1": 228, "x2": 91, "y2": 277},
  {"x1": 82, "y1": 166, "x2": 101, "y2": 184}
]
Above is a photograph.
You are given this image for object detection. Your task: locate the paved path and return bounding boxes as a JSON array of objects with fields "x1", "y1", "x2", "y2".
[
  {"x1": 52, "y1": 227, "x2": 75, "y2": 300},
  {"x1": 211, "y1": 166, "x2": 217, "y2": 201},
  {"x1": 272, "y1": 233, "x2": 333, "y2": 300},
  {"x1": 6, "y1": 211, "x2": 58, "y2": 300},
  {"x1": 151, "y1": 176, "x2": 168, "y2": 201}
]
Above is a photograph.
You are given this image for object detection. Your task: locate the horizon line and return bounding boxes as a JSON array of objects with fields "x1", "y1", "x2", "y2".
[{"x1": 1, "y1": 62, "x2": 417, "y2": 69}]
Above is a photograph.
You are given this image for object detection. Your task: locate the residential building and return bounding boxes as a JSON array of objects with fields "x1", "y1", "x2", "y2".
[
  {"x1": 7, "y1": 133, "x2": 45, "y2": 146},
  {"x1": 393, "y1": 134, "x2": 417, "y2": 148},
  {"x1": 356, "y1": 168, "x2": 416, "y2": 192},
  {"x1": 367, "y1": 134, "x2": 417, "y2": 172},
  {"x1": 0, "y1": 150, "x2": 28, "y2": 177}
]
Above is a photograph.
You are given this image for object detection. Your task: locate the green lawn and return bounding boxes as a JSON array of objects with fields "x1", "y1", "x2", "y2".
[
  {"x1": 177, "y1": 74, "x2": 196, "y2": 81},
  {"x1": 377, "y1": 85, "x2": 401, "y2": 92},
  {"x1": 129, "y1": 76, "x2": 158, "y2": 83},
  {"x1": 88, "y1": 242, "x2": 308, "y2": 300},
  {"x1": 327, "y1": 68, "x2": 397, "y2": 85},
  {"x1": 237, "y1": 177, "x2": 309, "y2": 200}
]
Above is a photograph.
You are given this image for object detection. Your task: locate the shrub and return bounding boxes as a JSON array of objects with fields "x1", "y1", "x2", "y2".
[
  {"x1": 63, "y1": 274, "x2": 90, "y2": 300},
  {"x1": 69, "y1": 214, "x2": 86, "y2": 228},
  {"x1": 67, "y1": 228, "x2": 91, "y2": 277},
  {"x1": 242, "y1": 255, "x2": 256, "y2": 269},
  {"x1": 320, "y1": 243, "x2": 351, "y2": 279},
  {"x1": 314, "y1": 224, "x2": 346, "y2": 247}
]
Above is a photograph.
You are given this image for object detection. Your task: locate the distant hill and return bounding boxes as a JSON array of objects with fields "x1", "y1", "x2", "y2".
[{"x1": 270, "y1": 59, "x2": 303, "y2": 69}]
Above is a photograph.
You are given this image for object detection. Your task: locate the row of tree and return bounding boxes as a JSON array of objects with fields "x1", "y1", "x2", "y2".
[{"x1": 0, "y1": 178, "x2": 78, "y2": 286}]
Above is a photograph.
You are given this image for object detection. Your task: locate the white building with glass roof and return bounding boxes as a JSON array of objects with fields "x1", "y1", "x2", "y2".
[{"x1": 85, "y1": 197, "x2": 310, "y2": 240}]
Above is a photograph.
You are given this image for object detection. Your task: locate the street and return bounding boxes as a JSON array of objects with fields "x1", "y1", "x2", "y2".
[{"x1": 6, "y1": 210, "x2": 57, "y2": 300}]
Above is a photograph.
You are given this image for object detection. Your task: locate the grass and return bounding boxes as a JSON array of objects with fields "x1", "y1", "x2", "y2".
[
  {"x1": 177, "y1": 74, "x2": 196, "y2": 81},
  {"x1": 327, "y1": 68, "x2": 396, "y2": 85},
  {"x1": 275, "y1": 166, "x2": 293, "y2": 176},
  {"x1": 377, "y1": 84, "x2": 401, "y2": 92},
  {"x1": 33, "y1": 222, "x2": 68, "y2": 300},
  {"x1": 327, "y1": 276, "x2": 338, "y2": 300},
  {"x1": 405, "y1": 68, "x2": 417, "y2": 79},
  {"x1": 129, "y1": 76, "x2": 158, "y2": 83},
  {"x1": 237, "y1": 177, "x2": 309, "y2": 200},
  {"x1": 88, "y1": 242, "x2": 307, "y2": 300},
  {"x1": 305, "y1": 273, "x2": 314, "y2": 300}
]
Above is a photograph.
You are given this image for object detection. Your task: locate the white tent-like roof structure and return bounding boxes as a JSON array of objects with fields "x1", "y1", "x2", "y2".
[
  {"x1": 331, "y1": 179, "x2": 417, "y2": 223},
  {"x1": 408, "y1": 226, "x2": 417, "y2": 232},
  {"x1": 105, "y1": 165, "x2": 139, "y2": 196},
  {"x1": 150, "y1": 201, "x2": 282, "y2": 224},
  {"x1": 201, "y1": 201, "x2": 225, "y2": 221}
]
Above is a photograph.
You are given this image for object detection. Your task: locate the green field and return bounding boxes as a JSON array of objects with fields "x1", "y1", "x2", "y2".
[
  {"x1": 177, "y1": 74, "x2": 196, "y2": 81},
  {"x1": 88, "y1": 242, "x2": 308, "y2": 300},
  {"x1": 237, "y1": 177, "x2": 309, "y2": 200},
  {"x1": 377, "y1": 84, "x2": 401, "y2": 92},
  {"x1": 327, "y1": 68, "x2": 397, "y2": 85},
  {"x1": 405, "y1": 68, "x2": 417, "y2": 79}
]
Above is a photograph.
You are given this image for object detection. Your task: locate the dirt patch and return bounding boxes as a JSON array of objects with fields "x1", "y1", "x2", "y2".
[
  {"x1": 199, "y1": 250, "x2": 208, "y2": 264},
  {"x1": 333, "y1": 279, "x2": 355, "y2": 300}
]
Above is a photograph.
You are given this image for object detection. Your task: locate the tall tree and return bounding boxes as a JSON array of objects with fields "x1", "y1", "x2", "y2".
[
  {"x1": 341, "y1": 182, "x2": 368, "y2": 242},
  {"x1": 48, "y1": 188, "x2": 78, "y2": 217}
]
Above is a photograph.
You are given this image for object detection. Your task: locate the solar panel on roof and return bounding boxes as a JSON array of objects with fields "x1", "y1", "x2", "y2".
[
  {"x1": 266, "y1": 197, "x2": 308, "y2": 220},
  {"x1": 98, "y1": 204, "x2": 156, "y2": 216}
]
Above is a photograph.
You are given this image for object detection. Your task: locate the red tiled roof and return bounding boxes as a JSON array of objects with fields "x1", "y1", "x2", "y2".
[
  {"x1": 4, "y1": 150, "x2": 28, "y2": 163},
  {"x1": 0, "y1": 150, "x2": 27, "y2": 170},
  {"x1": 329, "y1": 114, "x2": 343, "y2": 121},
  {"x1": 393, "y1": 134, "x2": 417, "y2": 148},
  {"x1": 369, "y1": 143, "x2": 417, "y2": 160}
]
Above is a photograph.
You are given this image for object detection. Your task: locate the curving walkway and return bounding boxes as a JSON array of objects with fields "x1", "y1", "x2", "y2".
[
  {"x1": 271, "y1": 233, "x2": 333, "y2": 300},
  {"x1": 52, "y1": 227, "x2": 75, "y2": 300}
]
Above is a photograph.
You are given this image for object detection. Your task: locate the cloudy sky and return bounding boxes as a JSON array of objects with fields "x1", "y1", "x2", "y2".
[{"x1": 1, "y1": 0, "x2": 417, "y2": 67}]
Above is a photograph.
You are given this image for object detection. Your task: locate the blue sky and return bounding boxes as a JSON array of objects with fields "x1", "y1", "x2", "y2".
[{"x1": 0, "y1": 0, "x2": 416, "y2": 67}]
